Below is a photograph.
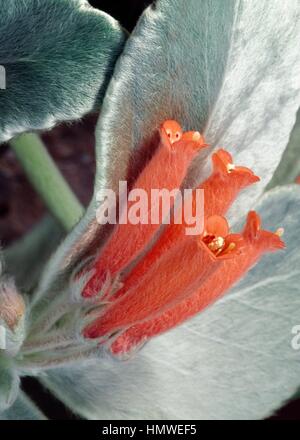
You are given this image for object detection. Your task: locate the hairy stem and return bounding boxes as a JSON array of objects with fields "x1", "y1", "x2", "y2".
[
  {"x1": 17, "y1": 346, "x2": 99, "y2": 374},
  {"x1": 21, "y1": 331, "x2": 79, "y2": 355},
  {"x1": 28, "y1": 297, "x2": 77, "y2": 336},
  {"x1": 10, "y1": 132, "x2": 84, "y2": 231}
]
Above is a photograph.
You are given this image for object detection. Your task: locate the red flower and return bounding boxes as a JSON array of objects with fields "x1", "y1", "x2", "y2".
[
  {"x1": 110, "y1": 211, "x2": 284, "y2": 357},
  {"x1": 80, "y1": 120, "x2": 284, "y2": 358},
  {"x1": 83, "y1": 120, "x2": 207, "y2": 298}
]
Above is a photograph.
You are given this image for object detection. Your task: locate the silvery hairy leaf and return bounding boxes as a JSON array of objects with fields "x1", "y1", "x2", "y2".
[
  {"x1": 0, "y1": 391, "x2": 46, "y2": 420},
  {"x1": 0, "y1": 0, "x2": 125, "y2": 144}
]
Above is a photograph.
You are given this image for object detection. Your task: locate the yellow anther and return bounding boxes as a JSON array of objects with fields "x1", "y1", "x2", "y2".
[
  {"x1": 227, "y1": 163, "x2": 235, "y2": 173},
  {"x1": 208, "y1": 236, "x2": 225, "y2": 252},
  {"x1": 215, "y1": 241, "x2": 236, "y2": 257},
  {"x1": 275, "y1": 227, "x2": 284, "y2": 237},
  {"x1": 226, "y1": 242, "x2": 236, "y2": 252},
  {"x1": 192, "y1": 131, "x2": 201, "y2": 141}
]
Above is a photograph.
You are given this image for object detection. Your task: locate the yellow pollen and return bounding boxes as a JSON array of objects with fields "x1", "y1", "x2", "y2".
[
  {"x1": 227, "y1": 163, "x2": 235, "y2": 173},
  {"x1": 226, "y1": 242, "x2": 236, "y2": 252},
  {"x1": 208, "y1": 236, "x2": 225, "y2": 252},
  {"x1": 275, "y1": 227, "x2": 284, "y2": 237},
  {"x1": 215, "y1": 241, "x2": 236, "y2": 257},
  {"x1": 192, "y1": 131, "x2": 201, "y2": 141}
]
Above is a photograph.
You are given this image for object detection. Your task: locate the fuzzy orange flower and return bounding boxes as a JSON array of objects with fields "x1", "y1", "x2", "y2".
[{"x1": 81, "y1": 120, "x2": 284, "y2": 358}]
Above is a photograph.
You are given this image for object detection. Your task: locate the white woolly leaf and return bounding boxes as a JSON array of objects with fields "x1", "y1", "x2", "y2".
[
  {"x1": 0, "y1": 0, "x2": 125, "y2": 144},
  {"x1": 0, "y1": 392, "x2": 46, "y2": 420},
  {"x1": 94, "y1": 0, "x2": 300, "y2": 224}
]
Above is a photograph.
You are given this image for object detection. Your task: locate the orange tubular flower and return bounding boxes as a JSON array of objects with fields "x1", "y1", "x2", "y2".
[
  {"x1": 84, "y1": 215, "x2": 244, "y2": 340},
  {"x1": 203, "y1": 149, "x2": 260, "y2": 215},
  {"x1": 107, "y1": 148, "x2": 260, "y2": 302},
  {"x1": 83, "y1": 120, "x2": 207, "y2": 298},
  {"x1": 110, "y1": 212, "x2": 285, "y2": 357},
  {"x1": 80, "y1": 119, "x2": 284, "y2": 359}
]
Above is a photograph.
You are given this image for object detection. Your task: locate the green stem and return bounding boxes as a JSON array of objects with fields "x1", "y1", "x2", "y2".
[{"x1": 10, "y1": 133, "x2": 84, "y2": 231}]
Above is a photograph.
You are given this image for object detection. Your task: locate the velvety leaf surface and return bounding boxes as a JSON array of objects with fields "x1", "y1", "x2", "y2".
[
  {"x1": 0, "y1": 0, "x2": 125, "y2": 144},
  {"x1": 268, "y1": 108, "x2": 300, "y2": 188},
  {"x1": 0, "y1": 391, "x2": 46, "y2": 420},
  {"x1": 35, "y1": 0, "x2": 235, "y2": 293},
  {"x1": 40, "y1": 185, "x2": 300, "y2": 420},
  {"x1": 94, "y1": 0, "x2": 235, "y2": 192},
  {"x1": 94, "y1": 0, "x2": 300, "y2": 224}
]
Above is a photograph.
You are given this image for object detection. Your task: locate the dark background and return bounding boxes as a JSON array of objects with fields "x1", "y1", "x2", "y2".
[{"x1": 1, "y1": 0, "x2": 299, "y2": 420}]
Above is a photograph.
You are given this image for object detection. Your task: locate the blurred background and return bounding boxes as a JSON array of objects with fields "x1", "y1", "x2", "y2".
[{"x1": 0, "y1": 0, "x2": 299, "y2": 420}]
